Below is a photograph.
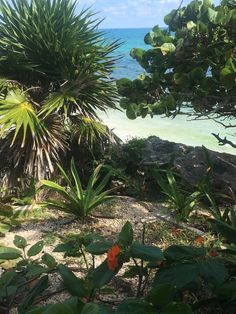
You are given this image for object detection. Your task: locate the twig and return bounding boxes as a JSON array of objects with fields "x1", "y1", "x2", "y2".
[
  {"x1": 80, "y1": 245, "x2": 89, "y2": 271},
  {"x1": 132, "y1": 258, "x2": 143, "y2": 298},
  {"x1": 212, "y1": 133, "x2": 236, "y2": 148}
]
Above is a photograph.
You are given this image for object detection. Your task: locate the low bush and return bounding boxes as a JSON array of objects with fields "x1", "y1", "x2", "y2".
[
  {"x1": 41, "y1": 159, "x2": 115, "y2": 219},
  {"x1": 0, "y1": 221, "x2": 236, "y2": 313}
]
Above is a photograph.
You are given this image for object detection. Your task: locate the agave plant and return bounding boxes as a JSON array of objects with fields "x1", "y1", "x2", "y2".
[
  {"x1": 0, "y1": 0, "x2": 120, "y2": 188},
  {"x1": 41, "y1": 159, "x2": 115, "y2": 219},
  {"x1": 156, "y1": 170, "x2": 201, "y2": 221}
]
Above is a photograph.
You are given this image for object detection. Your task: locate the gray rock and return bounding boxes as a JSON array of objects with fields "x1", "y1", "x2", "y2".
[{"x1": 142, "y1": 136, "x2": 236, "y2": 196}]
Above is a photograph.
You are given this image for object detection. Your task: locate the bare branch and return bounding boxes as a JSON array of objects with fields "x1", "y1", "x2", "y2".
[{"x1": 212, "y1": 133, "x2": 236, "y2": 149}]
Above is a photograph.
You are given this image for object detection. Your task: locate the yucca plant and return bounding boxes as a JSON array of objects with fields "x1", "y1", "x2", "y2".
[
  {"x1": 41, "y1": 159, "x2": 115, "y2": 219},
  {"x1": 156, "y1": 170, "x2": 201, "y2": 221},
  {"x1": 0, "y1": 0, "x2": 120, "y2": 188}
]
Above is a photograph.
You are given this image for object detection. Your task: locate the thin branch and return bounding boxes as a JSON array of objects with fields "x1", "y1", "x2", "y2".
[{"x1": 212, "y1": 133, "x2": 236, "y2": 148}]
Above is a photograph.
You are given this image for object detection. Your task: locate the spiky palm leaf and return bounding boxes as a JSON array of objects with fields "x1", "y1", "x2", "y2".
[
  {"x1": 70, "y1": 116, "x2": 121, "y2": 149},
  {"x1": 0, "y1": 0, "x2": 120, "y2": 188}
]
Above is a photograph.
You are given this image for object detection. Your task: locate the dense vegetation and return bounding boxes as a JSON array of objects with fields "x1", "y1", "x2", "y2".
[
  {"x1": 0, "y1": 0, "x2": 236, "y2": 313},
  {"x1": 0, "y1": 0, "x2": 119, "y2": 189},
  {"x1": 117, "y1": 0, "x2": 236, "y2": 147}
]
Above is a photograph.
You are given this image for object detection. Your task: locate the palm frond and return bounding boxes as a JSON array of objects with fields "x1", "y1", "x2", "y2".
[
  {"x1": 0, "y1": 0, "x2": 120, "y2": 188},
  {"x1": 70, "y1": 116, "x2": 121, "y2": 149},
  {"x1": 0, "y1": 88, "x2": 41, "y2": 146}
]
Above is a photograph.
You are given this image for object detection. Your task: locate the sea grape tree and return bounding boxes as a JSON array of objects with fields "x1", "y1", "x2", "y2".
[{"x1": 117, "y1": 0, "x2": 236, "y2": 147}]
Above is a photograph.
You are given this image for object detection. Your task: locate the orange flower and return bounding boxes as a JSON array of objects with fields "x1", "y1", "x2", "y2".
[
  {"x1": 107, "y1": 245, "x2": 121, "y2": 271},
  {"x1": 195, "y1": 236, "x2": 204, "y2": 245}
]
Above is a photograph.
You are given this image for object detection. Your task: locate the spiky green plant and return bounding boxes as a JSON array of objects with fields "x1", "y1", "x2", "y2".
[
  {"x1": 0, "y1": 0, "x2": 120, "y2": 187},
  {"x1": 41, "y1": 159, "x2": 115, "y2": 219}
]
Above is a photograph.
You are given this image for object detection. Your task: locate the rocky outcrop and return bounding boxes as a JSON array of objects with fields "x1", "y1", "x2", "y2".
[{"x1": 142, "y1": 136, "x2": 236, "y2": 196}]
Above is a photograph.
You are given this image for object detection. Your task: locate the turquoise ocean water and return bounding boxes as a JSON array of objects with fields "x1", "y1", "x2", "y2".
[{"x1": 98, "y1": 28, "x2": 236, "y2": 154}]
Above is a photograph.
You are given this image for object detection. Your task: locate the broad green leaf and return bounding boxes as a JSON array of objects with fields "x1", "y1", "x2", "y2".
[
  {"x1": 198, "y1": 259, "x2": 228, "y2": 286},
  {"x1": 120, "y1": 98, "x2": 130, "y2": 110},
  {"x1": 26, "y1": 265, "x2": 46, "y2": 278},
  {"x1": 215, "y1": 220, "x2": 236, "y2": 244},
  {"x1": 144, "y1": 31, "x2": 155, "y2": 45},
  {"x1": 148, "y1": 283, "x2": 176, "y2": 309},
  {"x1": 164, "y1": 245, "x2": 206, "y2": 261},
  {"x1": 131, "y1": 242, "x2": 164, "y2": 261},
  {"x1": 41, "y1": 253, "x2": 56, "y2": 268},
  {"x1": 18, "y1": 276, "x2": 48, "y2": 314},
  {"x1": 187, "y1": 21, "x2": 196, "y2": 29},
  {"x1": 118, "y1": 221, "x2": 133, "y2": 246},
  {"x1": 0, "y1": 271, "x2": 16, "y2": 289},
  {"x1": 0, "y1": 246, "x2": 22, "y2": 260},
  {"x1": 13, "y1": 235, "x2": 27, "y2": 249},
  {"x1": 160, "y1": 43, "x2": 175, "y2": 53},
  {"x1": 57, "y1": 264, "x2": 87, "y2": 297},
  {"x1": 220, "y1": 67, "x2": 235, "y2": 90},
  {"x1": 130, "y1": 48, "x2": 145, "y2": 61},
  {"x1": 164, "y1": 10, "x2": 177, "y2": 25},
  {"x1": 116, "y1": 78, "x2": 133, "y2": 96},
  {"x1": 27, "y1": 241, "x2": 44, "y2": 257},
  {"x1": 0, "y1": 222, "x2": 10, "y2": 234},
  {"x1": 53, "y1": 242, "x2": 76, "y2": 253},
  {"x1": 207, "y1": 8, "x2": 217, "y2": 23},
  {"x1": 91, "y1": 260, "x2": 119, "y2": 289},
  {"x1": 154, "y1": 263, "x2": 198, "y2": 289},
  {"x1": 85, "y1": 241, "x2": 113, "y2": 255},
  {"x1": 123, "y1": 265, "x2": 143, "y2": 278},
  {"x1": 126, "y1": 103, "x2": 139, "y2": 120}
]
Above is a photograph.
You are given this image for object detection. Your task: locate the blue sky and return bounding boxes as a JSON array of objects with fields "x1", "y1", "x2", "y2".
[{"x1": 76, "y1": 0, "x2": 219, "y2": 29}]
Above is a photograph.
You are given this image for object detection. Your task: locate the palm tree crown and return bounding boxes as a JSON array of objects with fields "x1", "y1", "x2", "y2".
[{"x1": 0, "y1": 0, "x2": 120, "y2": 187}]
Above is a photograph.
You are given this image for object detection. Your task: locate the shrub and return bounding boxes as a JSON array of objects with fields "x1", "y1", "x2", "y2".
[{"x1": 41, "y1": 159, "x2": 115, "y2": 219}]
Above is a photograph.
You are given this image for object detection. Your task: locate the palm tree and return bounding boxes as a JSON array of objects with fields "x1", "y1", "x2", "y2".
[{"x1": 0, "y1": 0, "x2": 120, "y2": 188}]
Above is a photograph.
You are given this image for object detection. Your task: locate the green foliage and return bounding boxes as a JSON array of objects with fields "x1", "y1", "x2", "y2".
[
  {"x1": 117, "y1": 0, "x2": 236, "y2": 146},
  {"x1": 0, "y1": 0, "x2": 120, "y2": 188},
  {"x1": 0, "y1": 235, "x2": 57, "y2": 313},
  {"x1": 0, "y1": 202, "x2": 19, "y2": 235},
  {"x1": 1, "y1": 221, "x2": 236, "y2": 313},
  {"x1": 41, "y1": 159, "x2": 115, "y2": 219},
  {"x1": 104, "y1": 137, "x2": 162, "y2": 199},
  {"x1": 156, "y1": 170, "x2": 201, "y2": 221}
]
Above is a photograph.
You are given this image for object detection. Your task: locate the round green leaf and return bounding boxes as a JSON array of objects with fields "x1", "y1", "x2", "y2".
[
  {"x1": 160, "y1": 43, "x2": 176, "y2": 53},
  {"x1": 126, "y1": 103, "x2": 138, "y2": 120},
  {"x1": 14, "y1": 235, "x2": 27, "y2": 249},
  {"x1": 120, "y1": 98, "x2": 130, "y2": 110}
]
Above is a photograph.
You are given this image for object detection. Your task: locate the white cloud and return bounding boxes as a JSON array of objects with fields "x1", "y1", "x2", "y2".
[
  {"x1": 76, "y1": 0, "x2": 188, "y2": 28},
  {"x1": 104, "y1": 4, "x2": 128, "y2": 16}
]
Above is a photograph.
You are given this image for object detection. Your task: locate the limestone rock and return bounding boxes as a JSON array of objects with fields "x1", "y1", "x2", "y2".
[{"x1": 142, "y1": 136, "x2": 236, "y2": 196}]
